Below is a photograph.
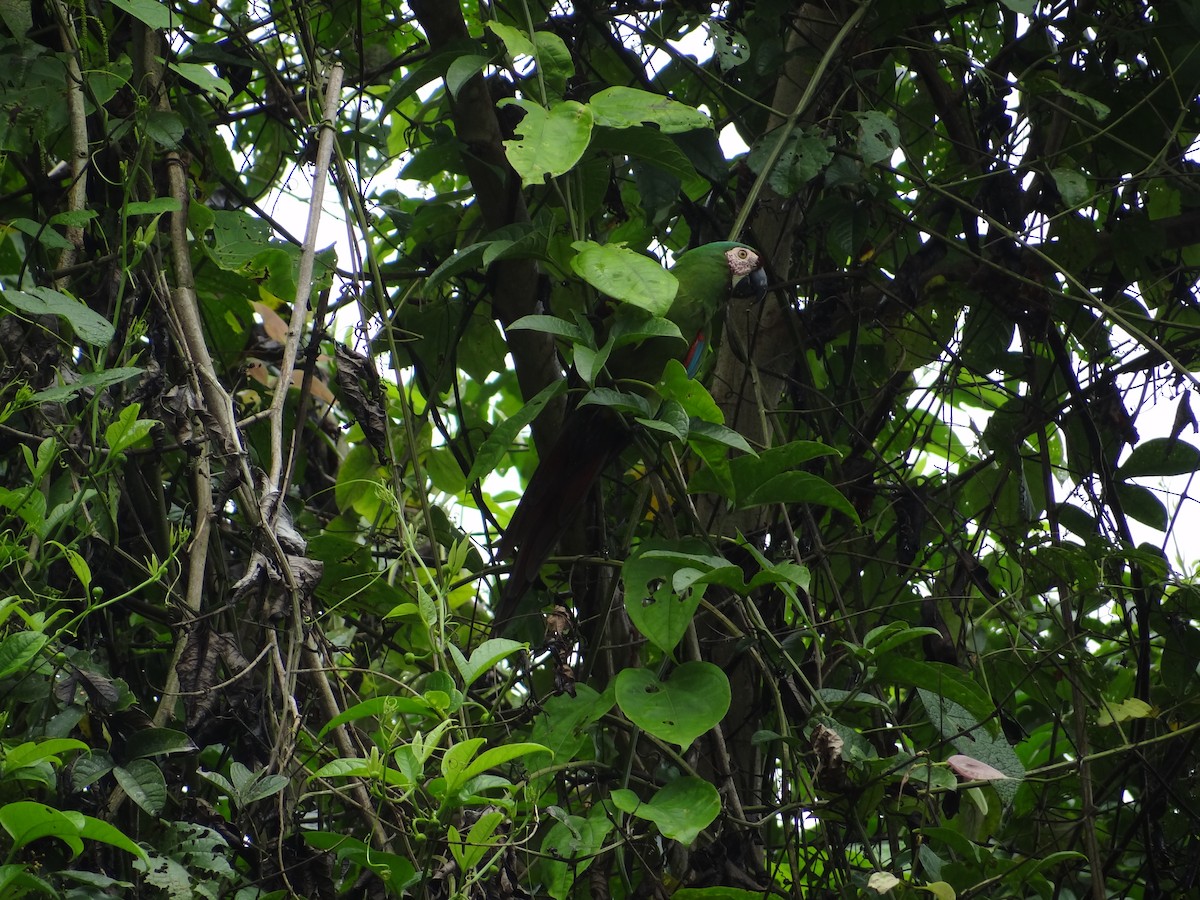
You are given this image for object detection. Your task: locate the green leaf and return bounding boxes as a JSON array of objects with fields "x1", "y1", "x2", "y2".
[
  {"x1": 623, "y1": 540, "x2": 713, "y2": 653},
  {"x1": 856, "y1": 110, "x2": 899, "y2": 165},
  {"x1": 456, "y1": 742, "x2": 548, "y2": 786},
  {"x1": 814, "y1": 687, "x2": 891, "y2": 711},
  {"x1": 589, "y1": 87, "x2": 711, "y2": 133},
  {"x1": 500, "y1": 98, "x2": 594, "y2": 185},
  {"x1": 570, "y1": 241, "x2": 678, "y2": 315},
  {"x1": 311, "y1": 757, "x2": 372, "y2": 779},
  {"x1": 75, "y1": 814, "x2": 149, "y2": 861},
  {"x1": 316, "y1": 696, "x2": 438, "y2": 741},
  {"x1": 533, "y1": 31, "x2": 574, "y2": 97},
  {"x1": 0, "y1": 801, "x2": 84, "y2": 857},
  {"x1": 739, "y1": 471, "x2": 859, "y2": 522},
  {"x1": 445, "y1": 54, "x2": 490, "y2": 98},
  {"x1": 0, "y1": 863, "x2": 55, "y2": 896},
  {"x1": 72, "y1": 753, "x2": 115, "y2": 791},
  {"x1": 125, "y1": 198, "x2": 180, "y2": 216},
  {"x1": 876, "y1": 657, "x2": 994, "y2": 725},
  {"x1": 747, "y1": 126, "x2": 833, "y2": 195},
  {"x1": 486, "y1": 21, "x2": 535, "y2": 59},
  {"x1": 450, "y1": 638, "x2": 526, "y2": 687},
  {"x1": 451, "y1": 809, "x2": 506, "y2": 873},
  {"x1": 1050, "y1": 167, "x2": 1089, "y2": 207},
  {"x1": 113, "y1": 760, "x2": 167, "y2": 816},
  {"x1": 123, "y1": 727, "x2": 196, "y2": 759},
  {"x1": 57, "y1": 544, "x2": 92, "y2": 592},
  {"x1": 50, "y1": 210, "x2": 97, "y2": 227},
  {"x1": 527, "y1": 685, "x2": 615, "y2": 765},
  {"x1": 0, "y1": 631, "x2": 49, "y2": 681},
  {"x1": 303, "y1": 832, "x2": 420, "y2": 893},
  {"x1": 237, "y1": 772, "x2": 288, "y2": 806},
  {"x1": 863, "y1": 622, "x2": 943, "y2": 656},
  {"x1": 465, "y1": 379, "x2": 566, "y2": 485},
  {"x1": 918, "y1": 688, "x2": 1024, "y2": 802},
  {"x1": 688, "y1": 419, "x2": 754, "y2": 454},
  {"x1": 167, "y1": 61, "x2": 233, "y2": 103},
  {"x1": 1, "y1": 739, "x2": 88, "y2": 775},
  {"x1": 590, "y1": 127, "x2": 699, "y2": 182},
  {"x1": 425, "y1": 223, "x2": 540, "y2": 292},
  {"x1": 609, "y1": 308, "x2": 684, "y2": 347},
  {"x1": 3, "y1": 287, "x2": 115, "y2": 346},
  {"x1": 729, "y1": 441, "x2": 838, "y2": 495},
  {"x1": 143, "y1": 109, "x2": 185, "y2": 148},
  {"x1": 615, "y1": 661, "x2": 730, "y2": 750},
  {"x1": 506, "y1": 315, "x2": 587, "y2": 342},
  {"x1": 578, "y1": 387, "x2": 654, "y2": 418},
  {"x1": 1117, "y1": 437, "x2": 1200, "y2": 478},
  {"x1": 1113, "y1": 482, "x2": 1168, "y2": 531},
  {"x1": 105, "y1": 403, "x2": 158, "y2": 455},
  {"x1": 1095, "y1": 697, "x2": 1154, "y2": 726},
  {"x1": 6, "y1": 217, "x2": 74, "y2": 250},
  {"x1": 611, "y1": 776, "x2": 720, "y2": 845},
  {"x1": 440, "y1": 737, "x2": 487, "y2": 788},
  {"x1": 32, "y1": 367, "x2": 143, "y2": 404},
  {"x1": 110, "y1": 0, "x2": 171, "y2": 30},
  {"x1": 535, "y1": 810, "x2": 612, "y2": 900}
]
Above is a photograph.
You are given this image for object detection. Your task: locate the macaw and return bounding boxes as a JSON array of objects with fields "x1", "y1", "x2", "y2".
[{"x1": 492, "y1": 241, "x2": 767, "y2": 633}]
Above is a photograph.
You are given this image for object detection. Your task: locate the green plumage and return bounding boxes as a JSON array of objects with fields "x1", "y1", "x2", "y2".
[{"x1": 607, "y1": 241, "x2": 762, "y2": 385}]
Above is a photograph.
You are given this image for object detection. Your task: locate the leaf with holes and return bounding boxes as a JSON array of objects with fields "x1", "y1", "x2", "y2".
[{"x1": 615, "y1": 662, "x2": 730, "y2": 750}]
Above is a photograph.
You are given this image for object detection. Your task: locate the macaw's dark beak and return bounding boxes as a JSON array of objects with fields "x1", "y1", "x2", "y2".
[{"x1": 734, "y1": 265, "x2": 769, "y2": 302}]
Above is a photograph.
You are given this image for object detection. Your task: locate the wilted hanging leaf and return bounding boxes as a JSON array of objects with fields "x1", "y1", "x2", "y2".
[
  {"x1": 867, "y1": 871, "x2": 901, "y2": 893},
  {"x1": 946, "y1": 754, "x2": 1009, "y2": 782},
  {"x1": 812, "y1": 723, "x2": 845, "y2": 775},
  {"x1": 335, "y1": 342, "x2": 390, "y2": 464}
]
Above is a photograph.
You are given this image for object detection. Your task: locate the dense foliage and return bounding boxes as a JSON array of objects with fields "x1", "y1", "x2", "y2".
[{"x1": 1, "y1": 0, "x2": 1198, "y2": 897}]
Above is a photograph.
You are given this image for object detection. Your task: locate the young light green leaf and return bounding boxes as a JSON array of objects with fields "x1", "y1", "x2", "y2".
[
  {"x1": 0, "y1": 801, "x2": 85, "y2": 857},
  {"x1": 589, "y1": 87, "x2": 711, "y2": 133},
  {"x1": 446, "y1": 54, "x2": 490, "y2": 98},
  {"x1": 452, "y1": 638, "x2": 526, "y2": 687},
  {"x1": 487, "y1": 21, "x2": 535, "y2": 59},
  {"x1": 570, "y1": 241, "x2": 678, "y2": 315},
  {"x1": 500, "y1": 98, "x2": 593, "y2": 185},
  {"x1": 105, "y1": 404, "x2": 159, "y2": 456}
]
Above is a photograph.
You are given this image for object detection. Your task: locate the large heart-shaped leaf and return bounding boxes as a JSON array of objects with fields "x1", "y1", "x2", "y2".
[{"x1": 615, "y1": 661, "x2": 730, "y2": 750}]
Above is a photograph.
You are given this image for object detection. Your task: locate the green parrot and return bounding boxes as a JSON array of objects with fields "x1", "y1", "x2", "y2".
[{"x1": 492, "y1": 241, "x2": 767, "y2": 634}]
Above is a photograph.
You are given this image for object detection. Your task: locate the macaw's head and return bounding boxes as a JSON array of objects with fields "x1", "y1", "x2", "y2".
[{"x1": 673, "y1": 241, "x2": 768, "y2": 306}]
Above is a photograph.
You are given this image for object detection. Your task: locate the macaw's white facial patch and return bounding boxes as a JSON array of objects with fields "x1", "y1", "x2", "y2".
[{"x1": 725, "y1": 246, "x2": 762, "y2": 279}]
